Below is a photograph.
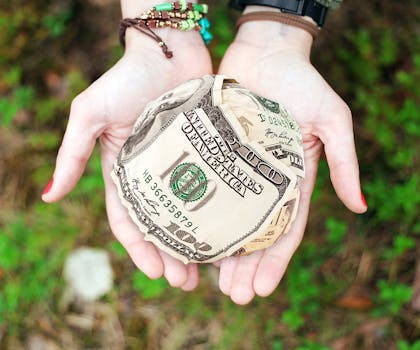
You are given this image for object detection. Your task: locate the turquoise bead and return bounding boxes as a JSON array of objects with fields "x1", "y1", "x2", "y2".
[
  {"x1": 199, "y1": 17, "x2": 210, "y2": 29},
  {"x1": 201, "y1": 30, "x2": 213, "y2": 44}
]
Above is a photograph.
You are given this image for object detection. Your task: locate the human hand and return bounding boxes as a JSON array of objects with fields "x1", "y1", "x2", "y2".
[
  {"x1": 216, "y1": 8, "x2": 367, "y2": 304},
  {"x1": 42, "y1": 20, "x2": 212, "y2": 290}
]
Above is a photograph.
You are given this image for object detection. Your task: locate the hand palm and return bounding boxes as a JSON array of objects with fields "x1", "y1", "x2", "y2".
[
  {"x1": 44, "y1": 48, "x2": 212, "y2": 289},
  {"x1": 217, "y1": 41, "x2": 366, "y2": 304},
  {"x1": 44, "y1": 33, "x2": 366, "y2": 303}
]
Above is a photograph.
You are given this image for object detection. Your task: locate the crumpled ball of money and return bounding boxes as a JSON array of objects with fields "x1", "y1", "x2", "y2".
[{"x1": 111, "y1": 75, "x2": 304, "y2": 263}]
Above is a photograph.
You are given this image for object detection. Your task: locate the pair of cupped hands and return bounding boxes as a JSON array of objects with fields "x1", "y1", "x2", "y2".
[{"x1": 42, "y1": 16, "x2": 367, "y2": 305}]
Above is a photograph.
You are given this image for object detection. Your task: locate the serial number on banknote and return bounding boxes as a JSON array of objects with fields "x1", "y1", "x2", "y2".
[
  {"x1": 258, "y1": 113, "x2": 297, "y2": 130},
  {"x1": 143, "y1": 170, "x2": 199, "y2": 233}
]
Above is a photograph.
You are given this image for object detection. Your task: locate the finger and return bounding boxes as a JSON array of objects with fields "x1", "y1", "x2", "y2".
[
  {"x1": 318, "y1": 104, "x2": 367, "y2": 213},
  {"x1": 218, "y1": 257, "x2": 237, "y2": 296},
  {"x1": 160, "y1": 251, "x2": 189, "y2": 288},
  {"x1": 254, "y1": 152, "x2": 319, "y2": 297},
  {"x1": 42, "y1": 93, "x2": 105, "y2": 203},
  {"x1": 253, "y1": 205, "x2": 307, "y2": 297},
  {"x1": 229, "y1": 250, "x2": 264, "y2": 305},
  {"x1": 123, "y1": 232, "x2": 164, "y2": 279},
  {"x1": 108, "y1": 211, "x2": 164, "y2": 279},
  {"x1": 101, "y1": 149, "x2": 164, "y2": 279},
  {"x1": 181, "y1": 263, "x2": 199, "y2": 291}
]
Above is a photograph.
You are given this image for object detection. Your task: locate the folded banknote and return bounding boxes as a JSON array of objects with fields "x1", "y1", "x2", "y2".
[{"x1": 111, "y1": 75, "x2": 304, "y2": 263}]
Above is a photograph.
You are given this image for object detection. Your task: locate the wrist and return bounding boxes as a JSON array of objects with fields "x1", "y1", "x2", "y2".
[
  {"x1": 121, "y1": 0, "x2": 207, "y2": 56},
  {"x1": 124, "y1": 28, "x2": 205, "y2": 55},
  {"x1": 236, "y1": 5, "x2": 313, "y2": 57}
]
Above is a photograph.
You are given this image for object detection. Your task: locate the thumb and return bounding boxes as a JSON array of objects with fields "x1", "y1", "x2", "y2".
[
  {"x1": 318, "y1": 104, "x2": 368, "y2": 214},
  {"x1": 42, "y1": 93, "x2": 104, "y2": 203}
]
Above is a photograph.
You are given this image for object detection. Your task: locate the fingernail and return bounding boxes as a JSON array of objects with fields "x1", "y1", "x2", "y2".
[
  {"x1": 361, "y1": 192, "x2": 368, "y2": 208},
  {"x1": 42, "y1": 178, "x2": 54, "y2": 195}
]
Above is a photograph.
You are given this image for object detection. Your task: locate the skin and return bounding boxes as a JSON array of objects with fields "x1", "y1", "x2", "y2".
[
  {"x1": 216, "y1": 6, "x2": 367, "y2": 304},
  {"x1": 42, "y1": 2, "x2": 367, "y2": 304},
  {"x1": 42, "y1": 0, "x2": 211, "y2": 291}
]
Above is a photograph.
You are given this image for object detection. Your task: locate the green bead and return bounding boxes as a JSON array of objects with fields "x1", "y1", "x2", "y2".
[
  {"x1": 193, "y1": 3, "x2": 208, "y2": 13},
  {"x1": 180, "y1": 20, "x2": 188, "y2": 30},
  {"x1": 187, "y1": 19, "x2": 195, "y2": 30},
  {"x1": 154, "y1": 3, "x2": 173, "y2": 11},
  {"x1": 180, "y1": 0, "x2": 187, "y2": 11},
  {"x1": 193, "y1": 3, "x2": 202, "y2": 12},
  {"x1": 194, "y1": 10, "x2": 201, "y2": 20},
  {"x1": 187, "y1": 10, "x2": 194, "y2": 19}
]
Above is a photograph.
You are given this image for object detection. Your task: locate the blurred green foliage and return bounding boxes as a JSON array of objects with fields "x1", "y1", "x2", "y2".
[
  {"x1": 0, "y1": 206, "x2": 78, "y2": 334},
  {"x1": 132, "y1": 272, "x2": 168, "y2": 299},
  {"x1": 398, "y1": 340, "x2": 420, "y2": 350},
  {"x1": 0, "y1": 0, "x2": 419, "y2": 348}
]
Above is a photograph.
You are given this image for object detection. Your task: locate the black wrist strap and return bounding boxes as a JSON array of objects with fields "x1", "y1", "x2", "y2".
[{"x1": 229, "y1": 0, "x2": 328, "y2": 27}]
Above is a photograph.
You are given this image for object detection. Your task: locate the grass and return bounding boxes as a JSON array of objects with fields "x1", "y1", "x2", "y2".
[{"x1": 0, "y1": 0, "x2": 419, "y2": 348}]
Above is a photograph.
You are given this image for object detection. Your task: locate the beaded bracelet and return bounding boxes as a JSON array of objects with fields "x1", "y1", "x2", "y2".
[{"x1": 119, "y1": 1, "x2": 212, "y2": 58}]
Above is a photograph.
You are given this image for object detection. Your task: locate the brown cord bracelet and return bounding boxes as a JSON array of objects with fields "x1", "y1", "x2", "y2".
[
  {"x1": 237, "y1": 11, "x2": 320, "y2": 39},
  {"x1": 120, "y1": 18, "x2": 173, "y2": 58}
]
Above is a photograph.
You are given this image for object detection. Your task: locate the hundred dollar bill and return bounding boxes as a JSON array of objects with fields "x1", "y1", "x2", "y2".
[
  {"x1": 112, "y1": 75, "x2": 303, "y2": 263},
  {"x1": 214, "y1": 76, "x2": 305, "y2": 179},
  {"x1": 237, "y1": 188, "x2": 300, "y2": 255},
  {"x1": 212, "y1": 76, "x2": 304, "y2": 254}
]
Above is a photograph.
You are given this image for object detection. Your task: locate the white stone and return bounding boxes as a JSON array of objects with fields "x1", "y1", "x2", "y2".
[{"x1": 63, "y1": 247, "x2": 113, "y2": 302}]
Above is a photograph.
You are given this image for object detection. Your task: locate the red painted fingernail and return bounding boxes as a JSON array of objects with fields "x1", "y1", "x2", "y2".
[
  {"x1": 361, "y1": 192, "x2": 368, "y2": 208},
  {"x1": 42, "y1": 178, "x2": 54, "y2": 195}
]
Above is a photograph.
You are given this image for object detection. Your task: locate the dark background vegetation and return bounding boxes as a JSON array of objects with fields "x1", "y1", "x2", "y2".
[{"x1": 0, "y1": 0, "x2": 419, "y2": 349}]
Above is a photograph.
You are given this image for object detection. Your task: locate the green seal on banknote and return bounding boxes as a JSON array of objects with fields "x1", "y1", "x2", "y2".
[
  {"x1": 111, "y1": 75, "x2": 304, "y2": 264},
  {"x1": 252, "y1": 93, "x2": 280, "y2": 114},
  {"x1": 170, "y1": 163, "x2": 208, "y2": 202}
]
